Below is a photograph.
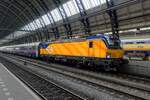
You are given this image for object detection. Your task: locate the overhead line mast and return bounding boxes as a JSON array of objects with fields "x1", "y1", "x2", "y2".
[{"x1": 106, "y1": 0, "x2": 120, "y2": 46}]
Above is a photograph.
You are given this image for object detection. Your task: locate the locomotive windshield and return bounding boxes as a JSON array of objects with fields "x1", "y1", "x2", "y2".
[
  {"x1": 86, "y1": 35, "x2": 121, "y2": 49},
  {"x1": 104, "y1": 36, "x2": 114, "y2": 45},
  {"x1": 104, "y1": 35, "x2": 121, "y2": 49}
]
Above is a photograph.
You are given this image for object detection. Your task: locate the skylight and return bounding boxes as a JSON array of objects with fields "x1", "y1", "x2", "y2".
[{"x1": 13, "y1": 0, "x2": 108, "y2": 38}]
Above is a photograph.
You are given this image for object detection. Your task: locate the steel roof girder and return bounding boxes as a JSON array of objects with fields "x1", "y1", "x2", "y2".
[
  {"x1": 74, "y1": 0, "x2": 91, "y2": 34},
  {"x1": 106, "y1": 0, "x2": 120, "y2": 46},
  {"x1": 52, "y1": 0, "x2": 73, "y2": 38}
]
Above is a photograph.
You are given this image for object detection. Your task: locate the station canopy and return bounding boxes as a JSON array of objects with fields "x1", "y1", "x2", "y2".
[{"x1": 0, "y1": 0, "x2": 149, "y2": 45}]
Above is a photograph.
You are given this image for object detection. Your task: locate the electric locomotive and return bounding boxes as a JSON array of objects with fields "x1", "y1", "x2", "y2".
[{"x1": 39, "y1": 35, "x2": 128, "y2": 71}]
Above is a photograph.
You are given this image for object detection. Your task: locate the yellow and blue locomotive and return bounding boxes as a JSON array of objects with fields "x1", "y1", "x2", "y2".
[{"x1": 39, "y1": 35, "x2": 128, "y2": 71}]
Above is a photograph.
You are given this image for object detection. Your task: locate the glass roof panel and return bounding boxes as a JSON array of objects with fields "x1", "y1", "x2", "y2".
[
  {"x1": 51, "y1": 8, "x2": 62, "y2": 22},
  {"x1": 15, "y1": 0, "x2": 108, "y2": 37},
  {"x1": 81, "y1": 0, "x2": 91, "y2": 10},
  {"x1": 42, "y1": 14, "x2": 51, "y2": 25},
  {"x1": 68, "y1": 0, "x2": 79, "y2": 15},
  {"x1": 63, "y1": 3, "x2": 72, "y2": 17}
]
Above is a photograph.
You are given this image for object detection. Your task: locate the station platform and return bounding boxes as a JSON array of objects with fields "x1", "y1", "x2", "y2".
[
  {"x1": 118, "y1": 60, "x2": 150, "y2": 77},
  {"x1": 0, "y1": 63, "x2": 41, "y2": 100}
]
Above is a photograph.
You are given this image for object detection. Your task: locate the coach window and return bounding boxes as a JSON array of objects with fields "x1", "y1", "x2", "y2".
[{"x1": 89, "y1": 42, "x2": 93, "y2": 48}]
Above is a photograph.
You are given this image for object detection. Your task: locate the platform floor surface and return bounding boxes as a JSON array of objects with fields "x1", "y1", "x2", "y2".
[{"x1": 0, "y1": 63, "x2": 41, "y2": 100}]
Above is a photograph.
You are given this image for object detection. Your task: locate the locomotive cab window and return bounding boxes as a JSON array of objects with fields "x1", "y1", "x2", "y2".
[{"x1": 89, "y1": 42, "x2": 93, "y2": 48}]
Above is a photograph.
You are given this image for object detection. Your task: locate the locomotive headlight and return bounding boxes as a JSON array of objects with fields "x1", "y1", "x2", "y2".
[
  {"x1": 106, "y1": 55, "x2": 110, "y2": 58},
  {"x1": 106, "y1": 53, "x2": 111, "y2": 58}
]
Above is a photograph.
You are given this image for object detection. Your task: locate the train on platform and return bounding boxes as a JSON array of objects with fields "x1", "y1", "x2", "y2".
[
  {"x1": 0, "y1": 35, "x2": 128, "y2": 71},
  {"x1": 121, "y1": 38, "x2": 150, "y2": 60}
]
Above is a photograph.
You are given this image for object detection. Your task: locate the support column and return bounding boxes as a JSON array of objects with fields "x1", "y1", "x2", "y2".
[
  {"x1": 53, "y1": 0, "x2": 73, "y2": 38},
  {"x1": 106, "y1": 0, "x2": 120, "y2": 46},
  {"x1": 75, "y1": 0, "x2": 91, "y2": 35}
]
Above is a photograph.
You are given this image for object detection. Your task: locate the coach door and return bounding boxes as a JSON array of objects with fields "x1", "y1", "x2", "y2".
[{"x1": 88, "y1": 41, "x2": 94, "y2": 57}]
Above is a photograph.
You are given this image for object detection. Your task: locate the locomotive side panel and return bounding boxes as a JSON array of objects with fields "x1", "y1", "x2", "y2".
[{"x1": 39, "y1": 39, "x2": 109, "y2": 58}]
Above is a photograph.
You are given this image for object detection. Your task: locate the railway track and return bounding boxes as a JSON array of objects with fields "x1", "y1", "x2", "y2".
[
  {"x1": 1, "y1": 53, "x2": 150, "y2": 100},
  {"x1": 0, "y1": 56, "x2": 86, "y2": 100},
  {"x1": 17, "y1": 56, "x2": 150, "y2": 85}
]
